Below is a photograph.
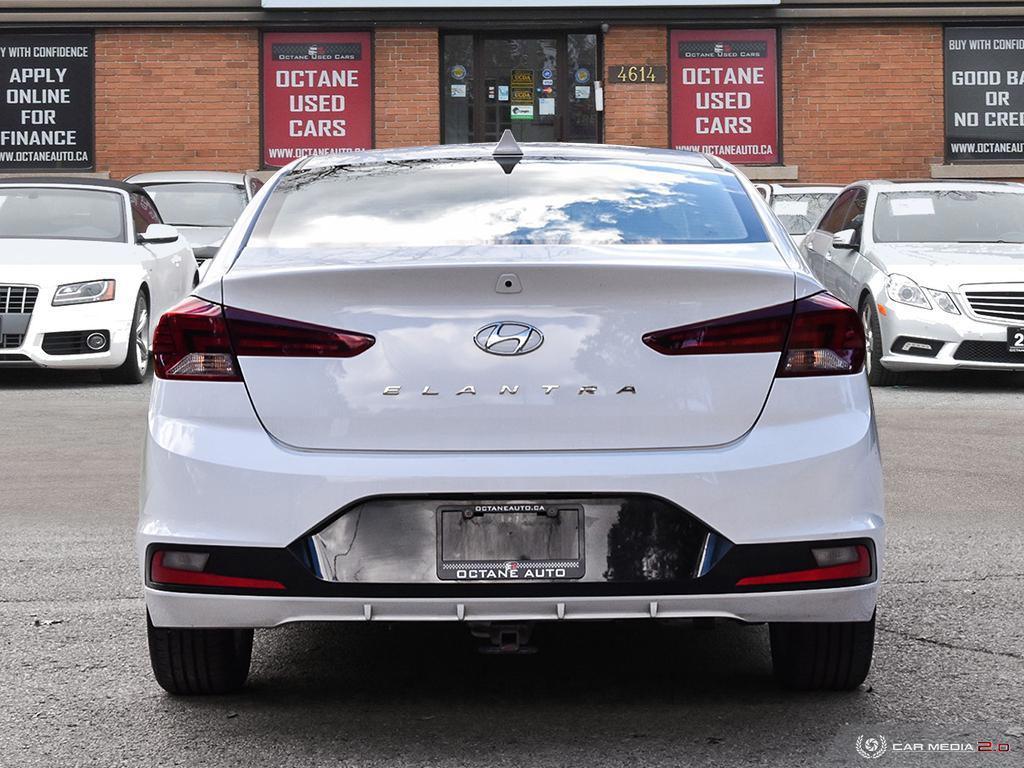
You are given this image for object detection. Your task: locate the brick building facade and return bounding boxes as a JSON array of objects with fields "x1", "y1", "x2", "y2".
[{"x1": 1, "y1": 1, "x2": 1023, "y2": 182}]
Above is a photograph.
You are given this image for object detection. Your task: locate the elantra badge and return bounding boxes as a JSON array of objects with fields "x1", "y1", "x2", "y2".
[{"x1": 474, "y1": 321, "x2": 544, "y2": 356}]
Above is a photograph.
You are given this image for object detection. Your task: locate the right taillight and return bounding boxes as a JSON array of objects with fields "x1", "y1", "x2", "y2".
[
  {"x1": 153, "y1": 297, "x2": 376, "y2": 381},
  {"x1": 643, "y1": 292, "x2": 864, "y2": 378},
  {"x1": 778, "y1": 292, "x2": 865, "y2": 377}
]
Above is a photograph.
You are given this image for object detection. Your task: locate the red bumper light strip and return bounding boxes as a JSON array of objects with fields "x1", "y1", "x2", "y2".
[
  {"x1": 736, "y1": 545, "x2": 871, "y2": 586},
  {"x1": 150, "y1": 551, "x2": 286, "y2": 591}
]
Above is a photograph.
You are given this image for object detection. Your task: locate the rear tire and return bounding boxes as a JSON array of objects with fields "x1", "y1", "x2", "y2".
[
  {"x1": 147, "y1": 612, "x2": 253, "y2": 695},
  {"x1": 769, "y1": 612, "x2": 875, "y2": 691},
  {"x1": 101, "y1": 290, "x2": 150, "y2": 384},
  {"x1": 860, "y1": 298, "x2": 902, "y2": 387}
]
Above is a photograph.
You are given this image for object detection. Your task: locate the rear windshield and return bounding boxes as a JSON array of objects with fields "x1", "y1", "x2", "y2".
[
  {"x1": 249, "y1": 158, "x2": 768, "y2": 247},
  {"x1": 143, "y1": 182, "x2": 247, "y2": 228},
  {"x1": 0, "y1": 187, "x2": 126, "y2": 243},
  {"x1": 873, "y1": 190, "x2": 1024, "y2": 243},
  {"x1": 771, "y1": 192, "x2": 838, "y2": 235}
]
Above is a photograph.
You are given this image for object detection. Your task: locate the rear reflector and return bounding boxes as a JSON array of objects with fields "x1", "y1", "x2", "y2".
[
  {"x1": 150, "y1": 550, "x2": 285, "y2": 591},
  {"x1": 160, "y1": 550, "x2": 209, "y2": 572},
  {"x1": 153, "y1": 297, "x2": 375, "y2": 381},
  {"x1": 643, "y1": 292, "x2": 865, "y2": 377},
  {"x1": 736, "y1": 544, "x2": 871, "y2": 586}
]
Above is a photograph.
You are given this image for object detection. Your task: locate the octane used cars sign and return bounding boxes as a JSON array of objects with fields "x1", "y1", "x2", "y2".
[
  {"x1": 262, "y1": 32, "x2": 373, "y2": 167},
  {"x1": 670, "y1": 29, "x2": 779, "y2": 165},
  {"x1": 945, "y1": 26, "x2": 1024, "y2": 162},
  {"x1": 0, "y1": 33, "x2": 94, "y2": 171}
]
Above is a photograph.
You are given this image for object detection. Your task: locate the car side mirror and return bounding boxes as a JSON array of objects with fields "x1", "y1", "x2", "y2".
[
  {"x1": 832, "y1": 228, "x2": 859, "y2": 250},
  {"x1": 138, "y1": 223, "x2": 180, "y2": 245}
]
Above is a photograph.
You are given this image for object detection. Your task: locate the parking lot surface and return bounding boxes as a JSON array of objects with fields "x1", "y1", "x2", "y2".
[{"x1": 1, "y1": 369, "x2": 1022, "y2": 767}]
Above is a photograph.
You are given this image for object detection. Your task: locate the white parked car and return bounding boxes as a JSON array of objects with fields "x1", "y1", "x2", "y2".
[
  {"x1": 802, "y1": 180, "x2": 1024, "y2": 385},
  {"x1": 0, "y1": 178, "x2": 197, "y2": 383},
  {"x1": 124, "y1": 171, "x2": 255, "y2": 269},
  {"x1": 140, "y1": 138, "x2": 884, "y2": 694},
  {"x1": 768, "y1": 184, "x2": 842, "y2": 246}
]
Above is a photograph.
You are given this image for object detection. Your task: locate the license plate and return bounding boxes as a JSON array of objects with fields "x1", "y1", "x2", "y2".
[
  {"x1": 436, "y1": 503, "x2": 585, "y2": 581},
  {"x1": 1009, "y1": 327, "x2": 1024, "y2": 353}
]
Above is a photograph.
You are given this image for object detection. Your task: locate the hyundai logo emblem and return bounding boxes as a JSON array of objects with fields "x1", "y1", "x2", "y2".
[{"x1": 474, "y1": 321, "x2": 544, "y2": 356}]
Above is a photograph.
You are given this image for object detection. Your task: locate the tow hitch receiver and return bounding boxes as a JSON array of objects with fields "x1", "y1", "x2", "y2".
[{"x1": 470, "y1": 622, "x2": 537, "y2": 655}]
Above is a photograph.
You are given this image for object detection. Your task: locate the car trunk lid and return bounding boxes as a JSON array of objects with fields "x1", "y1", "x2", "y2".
[{"x1": 219, "y1": 244, "x2": 794, "y2": 451}]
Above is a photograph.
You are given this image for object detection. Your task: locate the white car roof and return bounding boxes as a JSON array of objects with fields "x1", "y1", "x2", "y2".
[
  {"x1": 125, "y1": 171, "x2": 246, "y2": 185},
  {"x1": 770, "y1": 184, "x2": 843, "y2": 194},
  {"x1": 296, "y1": 142, "x2": 716, "y2": 171},
  {"x1": 851, "y1": 180, "x2": 1024, "y2": 193}
]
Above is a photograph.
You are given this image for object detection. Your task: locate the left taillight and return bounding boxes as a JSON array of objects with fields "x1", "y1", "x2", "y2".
[
  {"x1": 224, "y1": 307, "x2": 376, "y2": 359},
  {"x1": 153, "y1": 297, "x2": 377, "y2": 381},
  {"x1": 153, "y1": 297, "x2": 240, "y2": 381}
]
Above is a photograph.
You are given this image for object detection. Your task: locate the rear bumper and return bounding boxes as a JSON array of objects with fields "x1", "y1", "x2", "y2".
[
  {"x1": 140, "y1": 373, "x2": 885, "y2": 627},
  {"x1": 145, "y1": 582, "x2": 879, "y2": 628}
]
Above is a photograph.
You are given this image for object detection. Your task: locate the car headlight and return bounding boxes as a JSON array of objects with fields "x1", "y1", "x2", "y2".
[
  {"x1": 925, "y1": 288, "x2": 960, "y2": 315},
  {"x1": 885, "y1": 274, "x2": 931, "y2": 309},
  {"x1": 52, "y1": 279, "x2": 116, "y2": 306}
]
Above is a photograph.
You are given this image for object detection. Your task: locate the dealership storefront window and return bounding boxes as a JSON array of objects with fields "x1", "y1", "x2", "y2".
[{"x1": 441, "y1": 33, "x2": 601, "y2": 144}]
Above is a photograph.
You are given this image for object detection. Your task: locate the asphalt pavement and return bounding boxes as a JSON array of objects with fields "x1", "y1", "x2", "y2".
[{"x1": 1, "y1": 368, "x2": 1022, "y2": 767}]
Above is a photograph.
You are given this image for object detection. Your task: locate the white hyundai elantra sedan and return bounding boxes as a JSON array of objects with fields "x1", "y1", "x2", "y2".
[
  {"x1": 140, "y1": 138, "x2": 884, "y2": 694},
  {"x1": 0, "y1": 178, "x2": 197, "y2": 383}
]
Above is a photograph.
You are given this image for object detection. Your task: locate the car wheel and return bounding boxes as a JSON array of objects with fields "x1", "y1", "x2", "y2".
[
  {"x1": 147, "y1": 611, "x2": 253, "y2": 695},
  {"x1": 860, "y1": 298, "x2": 902, "y2": 387},
  {"x1": 769, "y1": 611, "x2": 875, "y2": 691},
  {"x1": 101, "y1": 290, "x2": 150, "y2": 385}
]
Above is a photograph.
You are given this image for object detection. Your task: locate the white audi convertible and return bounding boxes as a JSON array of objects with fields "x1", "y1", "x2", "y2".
[
  {"x1": 0, "y1": 178, "x2": 197, "y2": 383},
  {"x1": 140, "y1": 137, "x2": 884, "y2": 694}
]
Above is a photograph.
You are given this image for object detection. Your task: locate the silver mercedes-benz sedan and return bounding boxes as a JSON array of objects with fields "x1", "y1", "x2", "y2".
[{"x1": 801, "y1": 180, "x2": 1024, "y2": 385}]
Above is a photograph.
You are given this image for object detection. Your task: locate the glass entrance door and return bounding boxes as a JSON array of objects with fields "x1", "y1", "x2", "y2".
[
  {"x1": 482, "y1": 37, "x2": 559, "y2": 142},
  {"x1": 442, "y1": 33, "x2": 601, "y2": 145}
]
